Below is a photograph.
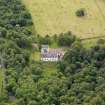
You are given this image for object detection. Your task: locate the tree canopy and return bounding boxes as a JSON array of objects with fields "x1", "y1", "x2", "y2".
[{"x1": 1, "y1": 0, "x2": 105, "y2": 105}]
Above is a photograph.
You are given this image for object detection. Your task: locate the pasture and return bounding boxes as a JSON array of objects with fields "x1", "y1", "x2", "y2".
[{"x1": 22, "y1": 0, "x2": 105, "y2": 38}]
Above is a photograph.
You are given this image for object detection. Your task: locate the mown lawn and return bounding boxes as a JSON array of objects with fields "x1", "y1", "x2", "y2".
[
  {"x1": 22, "y1": 0, "x2": 105, "y2": 38},
  {"x1": 30, "y1": 51, "x2": 40, "y2": 61},
  {"x1": 42, "y1": 62, "x2": 58, "y2": 78}
]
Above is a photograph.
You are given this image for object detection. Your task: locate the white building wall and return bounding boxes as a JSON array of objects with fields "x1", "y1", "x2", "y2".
[{"x1": 41, "y1": 57, "x2": 59, "y2": 62}]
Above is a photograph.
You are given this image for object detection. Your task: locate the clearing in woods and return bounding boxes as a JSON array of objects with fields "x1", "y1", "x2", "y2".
[{"x1": 22, "y1": 0, "x2": 105, "y2": 38}]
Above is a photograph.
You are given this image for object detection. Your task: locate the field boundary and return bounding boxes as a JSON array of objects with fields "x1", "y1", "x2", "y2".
[{"x1": 80, "y1": 35, "x2": 105, "y2": 41}]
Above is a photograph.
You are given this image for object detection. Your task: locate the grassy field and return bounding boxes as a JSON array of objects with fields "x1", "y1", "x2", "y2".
[
  {"x1": 42, "y1": 63, "x2": 58, "y2": 78},
  {"x1": 22, "y1": 0, "x2": 105, "y2": 38}
]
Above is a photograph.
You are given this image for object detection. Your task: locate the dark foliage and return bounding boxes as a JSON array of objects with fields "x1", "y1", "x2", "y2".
[
  {"x1": 76, "y1": 9, "x2": 85, "y2": 17},
  {"x1": 58, "y1": 31, "x2": 76, "y2": 46},
  {"x1": 1, "y1": 0, "x2": 105, "y2": 105}
]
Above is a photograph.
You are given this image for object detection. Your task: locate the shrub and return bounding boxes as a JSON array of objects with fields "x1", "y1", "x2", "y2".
[
  {"x1": 39, "y1": 35, "x2": 52, "y2": 45},
  {"x1": 58, "y1": 31, "x2": 76, "y2": 46},
  {"x1": 76, "y1": 9, "x2": 85, "y2": 17}
]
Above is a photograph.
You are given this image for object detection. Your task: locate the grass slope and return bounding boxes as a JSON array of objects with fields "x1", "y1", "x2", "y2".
[{"x1": 22, "y1": 0, "x2": 105, "y2": 38}]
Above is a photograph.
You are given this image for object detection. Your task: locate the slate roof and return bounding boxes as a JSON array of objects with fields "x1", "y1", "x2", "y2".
[
  {"x1": 41, "y1": 53, "x2": 58, "y2": 58},
  {"x1": 41, "y1": 45, "x2": 65, "y2": 59},
  {"x1": 41, "y1": 50, "x2": 64, "y2": 59}
]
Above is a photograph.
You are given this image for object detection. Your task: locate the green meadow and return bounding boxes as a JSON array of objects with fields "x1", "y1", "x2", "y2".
[{"x1": 22, "y1": 0, "x2": 105, "y2": 38}]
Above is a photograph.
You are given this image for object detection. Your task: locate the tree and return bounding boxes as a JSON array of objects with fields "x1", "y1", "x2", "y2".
[
  {"x1": 76, "y1": 9, "x2": 85, "y2": 17},
  {"x1": 58, "y1": 31, "x2": 76, "y2": 46},
  {"x1": 39, "y1": 35, "x2": 52, "y2": 45}
]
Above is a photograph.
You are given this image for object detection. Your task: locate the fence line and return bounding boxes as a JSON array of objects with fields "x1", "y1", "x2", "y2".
[{"x1": 80, "y1": 35, "x2": 105, "y2": 41}]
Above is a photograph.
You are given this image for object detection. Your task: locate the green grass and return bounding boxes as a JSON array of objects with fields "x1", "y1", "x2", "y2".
[
  {"x1": 22, "y1": 0, "x2": 105, "y2": 38},
  {"x1": 50, "y1": 42, "x2": 58, "y2": 48},
  {"x1": 82, "y1": 37, "x2": 105, "y2": 48},
  {"x1": 82, "y1": 39, "x2": 97, "y2": 48},
  {"x1": 42, "y1": 63, "x2": 58, "y2": 78},
  {"x1": 30, "y1": 51, "x2": 40, "y2": 61}
]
